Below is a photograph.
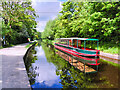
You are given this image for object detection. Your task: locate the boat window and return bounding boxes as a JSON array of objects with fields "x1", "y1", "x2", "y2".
[{"x1": 85, "y1": 41, "x2": 97, "y2": 50}]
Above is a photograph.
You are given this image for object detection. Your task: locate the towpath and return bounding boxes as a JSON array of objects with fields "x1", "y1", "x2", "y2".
[
  {"x1": 100, "y1": 52, "x2": 120, "y2": 64},
  {"x1": 0, "y1": 43, "x2": 30, "y2": 89}
]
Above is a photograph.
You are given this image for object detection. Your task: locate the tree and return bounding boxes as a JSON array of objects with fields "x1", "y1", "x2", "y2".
[
  {"x1": 42, "y1": 18, "x2": 58, "y2": 39},
  {"x1": 1, "y1": 1, "x2": 38, "y2": 45},
  {"x1": 44, "y1": 1, "x2": 119, "y2": 45}
]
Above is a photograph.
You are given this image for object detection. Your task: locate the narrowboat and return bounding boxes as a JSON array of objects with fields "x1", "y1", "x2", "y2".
[{"x1": 54, "y1": 38, "x2": 100, "y2": 66}]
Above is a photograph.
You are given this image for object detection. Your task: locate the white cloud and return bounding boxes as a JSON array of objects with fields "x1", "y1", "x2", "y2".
[
  {"x1": 31, "y1": 0, "x2": 37, "y2": 7},
  {"x1": 36, "y1": 21, "x2": 47, "y2": 32},
  {"x1": 35, "y1": 46, "x2": 45, "y2": 56},
  {"x1": 59, "y1": 1, "x2": 63, "y2": 8},
  {"x1": 34, "y1": 59, "x2": 60, "y2": 87},
  {"x1": 31, "y1": 46, "x2": 61, "y2": 87},
  {"x1": 31, "y1": 0, "x2": 63, "y2": 32}
]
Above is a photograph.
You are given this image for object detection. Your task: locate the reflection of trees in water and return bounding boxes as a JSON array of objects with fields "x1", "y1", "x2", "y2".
[
  {"x1": 24, "y1": 47, "x2": 39, "y2": 85},
  {"x1": 56, "y1": 63, "x2": 92, "y2": 88},
  {"x1": 37, "y1": 40, "x2": 41, "y2": 46},
  {"x1": 24, "y1": 42, "x2": 117, "y2": 88},
  {"x1": 41, "y1": 42, "x2": 93, "y2": 88},
  {"x1": 28, "y1": 66, "x2": 39, "y2": 85}
]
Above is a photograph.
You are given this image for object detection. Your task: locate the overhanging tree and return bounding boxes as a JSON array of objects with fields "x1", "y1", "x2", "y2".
[{"x1": 2, "y1": 1, "x2": 38, "y2": 45}]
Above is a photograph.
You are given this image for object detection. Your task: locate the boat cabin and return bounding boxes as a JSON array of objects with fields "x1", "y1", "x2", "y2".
[{"x1": 55, "y1": 38, "x2": 99, "y2": 50}]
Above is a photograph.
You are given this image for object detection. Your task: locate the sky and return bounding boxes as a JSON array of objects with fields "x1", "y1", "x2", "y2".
[
  {"x1": 31, "y1": 0, "x2": 67, "y2": 32},
  {"x1": 31, "y1": 46, "x2": 62, "y2": 88}
]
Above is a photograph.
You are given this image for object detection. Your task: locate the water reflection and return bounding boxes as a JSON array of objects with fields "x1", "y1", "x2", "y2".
[
  {"x1": 41, "y1": 42, "x2": 93, "y2": 88},
  {"x1": 24, "y1": 47, "x2": 38, "y2": 85},
  {"x1": 55, "y1": 50, "x2": 98, "y2": 73},
  {"x1": 24, "y1": 45, "x2": 63, "y2": 88},
  {"x1": 24, "y1": 41, "x2": 119, "y2": 88}
]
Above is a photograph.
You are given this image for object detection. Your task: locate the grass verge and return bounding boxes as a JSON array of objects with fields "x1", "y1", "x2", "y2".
[
  {"x1": 99, "y1": 42, "x2": 119, "y2": 55},
  {"x1": 25, "y1": 41, "x2": 38, "y2": 48},
  {"x1": 0, "y1": 46, "x2": 3, "y2": 49}
]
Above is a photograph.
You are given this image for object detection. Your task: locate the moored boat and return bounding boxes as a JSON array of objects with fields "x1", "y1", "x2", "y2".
[{"x1": 54, "y1": 38, "x2": 100, "y2": 66}]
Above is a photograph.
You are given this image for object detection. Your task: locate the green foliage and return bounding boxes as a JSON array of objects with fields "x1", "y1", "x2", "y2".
[
  {"x1": 42, "y1": 1, "x2": 119, "y2": 54},
  {"x1": 25, "y1": 41, "x2": 38, "y2": 48},
  {"x1": 41, "y1": 18, "x2": 58, "y2": 39},
  {"x1": 1, "y1": 1, "x2": 39, "y2": 46}
]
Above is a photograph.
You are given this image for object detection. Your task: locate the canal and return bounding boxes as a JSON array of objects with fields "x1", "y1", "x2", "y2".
[{"x1": 24, "y1": 41, "x2": 119, "y2": 89}]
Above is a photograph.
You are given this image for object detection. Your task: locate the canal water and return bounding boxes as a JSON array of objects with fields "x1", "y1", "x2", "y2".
[{"x1": 24, "y1": 41, "x2": 120, "y2": 89}]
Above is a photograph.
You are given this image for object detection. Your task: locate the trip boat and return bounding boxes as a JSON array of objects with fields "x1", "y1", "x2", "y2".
[{"x1": 54, "y1": 38, "x2": 100, "y2": 66}]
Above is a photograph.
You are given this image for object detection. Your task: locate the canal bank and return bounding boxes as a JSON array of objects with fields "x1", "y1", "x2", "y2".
[
  {"x1": 0, "y1": 41, "x2": 119, "y2": 89},
  {"x1": 100, "y1": 52, "x2": 120, "y2": 64},
  {"x1": 0, "y1": 43, "x2": 31, "y2": 89},
  {"x1": 24, "y1": 42, "x2": 120, "y2": 88}
]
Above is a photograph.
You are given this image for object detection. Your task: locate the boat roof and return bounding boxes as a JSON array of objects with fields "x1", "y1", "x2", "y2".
[{"x1": 56, "y1": 38, "x2": 99, "y2": 41}]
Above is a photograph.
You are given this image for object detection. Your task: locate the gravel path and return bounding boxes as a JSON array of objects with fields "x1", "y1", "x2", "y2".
[{"x1": 0, "y1": 43, "x2": 31, "y2": 89}]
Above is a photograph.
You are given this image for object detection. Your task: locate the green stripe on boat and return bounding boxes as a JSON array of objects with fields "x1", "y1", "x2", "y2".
[{"x1": 55, "y1": 43, "x2": 97, "y2": 55}]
